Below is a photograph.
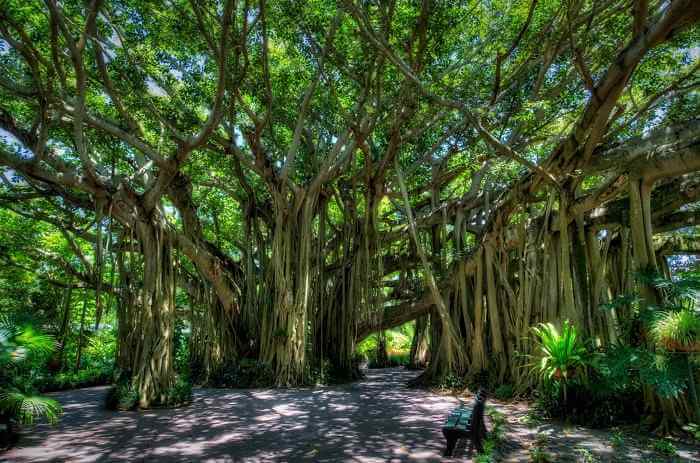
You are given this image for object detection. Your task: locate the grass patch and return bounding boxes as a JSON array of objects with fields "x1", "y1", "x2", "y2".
[
  {"x1": 610, "y1": 429, "x2": 625, "y2": 448},
  {"x1": 528, "y1": 432, "x2": 553, "y2": 462},
  {"x1": 520, "y1": 407, "x2": 545, "y2": 428},
  {"x1": 650, "y1": 438, "x2": 677, "y2": 457},
  {"x1": 494, "y1": 384, "x2": 515, "y2": 401},
  {"x1": 575, "y1": 447, "x2": 599, "y2": 463},
  {"x1": 473, "y1": 406, "x2": 507, "y2": 462}
]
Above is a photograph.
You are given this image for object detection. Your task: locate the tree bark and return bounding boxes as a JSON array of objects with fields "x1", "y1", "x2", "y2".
[{"x1": 128, "y1": 220, "x2": 177, "y2": 408}]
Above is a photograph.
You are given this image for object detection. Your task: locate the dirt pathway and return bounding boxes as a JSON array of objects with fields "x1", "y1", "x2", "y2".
[{"x1": 2, "y1": 368, "x2": 698, "y2": 462}]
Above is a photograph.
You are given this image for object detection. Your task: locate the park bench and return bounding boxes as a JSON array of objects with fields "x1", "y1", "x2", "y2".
[{"x1": 442, "y1": 389, "x2": 487, "y2": 457}]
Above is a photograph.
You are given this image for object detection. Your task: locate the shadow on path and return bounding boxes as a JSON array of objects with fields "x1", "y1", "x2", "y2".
[
  {"x1": 2, "y1": 368, "x2": 459, "y2": 462},
  {"x1": 3, "y1": 368, "x2": 699, "y2": 462}
]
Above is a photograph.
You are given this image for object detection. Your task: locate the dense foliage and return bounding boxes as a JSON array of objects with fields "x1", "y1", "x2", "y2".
[
  {"x1": 0, "y1": 317, "x2": 61, "y2": 448},
  {"x1": 530, "y1": 272, "x2": 700, "y2": 428}
]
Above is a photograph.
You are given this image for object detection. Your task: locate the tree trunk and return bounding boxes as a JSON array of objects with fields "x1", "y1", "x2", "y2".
[
  {"x1": 116, "y1": 240, "x2": 138, "y2": 377},
  {"x1": 130, "y1": 220, "x2": 177, "y2": 408},
  {"x1": 55, "y1": 283, "x2": 73, "y2": 371},
  {"x1": 376, "y1": 331, "x2": 389, "y2": 368},
  {"x1": 74, "y1": 290, "x2": 88, "y2": 371},
  {"x1": 260, "y1": 192, "x2": 318, "y2": 385},
  {"x1": 409, "y1": 316, "x2": 429, "y2": 369}
]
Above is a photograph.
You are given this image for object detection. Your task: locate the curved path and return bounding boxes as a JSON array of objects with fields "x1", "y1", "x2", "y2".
[
  {"x1": 3, "y1": 368, "x2": 699, "y2": 462},
  {"x1": 4, "y1": 368, "x2": 458, "y2": 462}
]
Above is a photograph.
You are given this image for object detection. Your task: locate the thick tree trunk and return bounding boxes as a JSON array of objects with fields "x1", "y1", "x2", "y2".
[
  {"x1": 629, "y1": 176, "x2": 690, "y2": 430},
  {"x1": 409, "y1": 315, "x2": 429, "y2": 369},
  {"x1": 260, "y1": 193, "x2": 318, "y2": 385},
  {"x1": 470, "y1": 247, "x2": 487, "y2": 374},
  {"x1": 376, "y1": 331, "x2": 389, "y2": 368},
  {"x1": 122, "y1": 220, "x2": 177, "y2": 408}
]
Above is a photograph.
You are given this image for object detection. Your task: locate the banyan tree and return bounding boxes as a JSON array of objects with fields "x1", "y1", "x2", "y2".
[{"x1": 1, "y1": 0, "x2": 699, "y2": 426}]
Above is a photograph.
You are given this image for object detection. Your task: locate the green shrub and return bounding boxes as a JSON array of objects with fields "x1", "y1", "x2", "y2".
[
  {"x1": 355, "y1": 335, "x2": 377, "y2": 359},
  {"x1": 473, "y1": 407, "x2": 506, "y2": 463},
  {"x1": 528, "y1": 447, "x2": 552, "y2": 463},
  {"x1": 528, "y1": 320, "x2": 649, "y2": 427},
  {"x1": 105, "y1": 375, "x2": 192, "y2": 410},
  {"x1": 533, "y1": 380, "x2": 642, "y2": 428},
  {"x1": 494, "y1": 384, "x2": 515, "y2": 401},
  {"x1": 43, "y1": 366, "x2": 113, "y2": 392},
  {"x1": 682, "y1": 422, "x2": 700, "y2": 441},
  {"x1": 105, "y1": 380, "x2": 138, "y2": 411},
  {"x1": 83, "y1": 330, "x2": 116, "y2": 370},
  {"x1": 367, "y1": 351, "x2": 409, "y2": 369},
  {"x1": 650, "y1": 438, "x2": 677, "y2": 456},
  {"x1": 0, "y1": 391, "x2": 61, "y2": 425},
  {"x1": 610, "y1": 430, "x2": 625, "y2": 448},
  {"x1": 160, "y1": 377, "x2": 192, "y2": 407},
  {"x1": 486, "y1": 406, "x2": 507, "y2": 442},
  {"x1": 529, "y1": 433, "x2": 552, "y2": 462},
  {"x1": 209, "y1": 359, "x2": 275, "y2": 388},
  {"x1": 574, "y1": 447, "x2": 598, "y2": 463},
  {"x1": 595, "y1": 342, "x2": 687, "y2": 401},
  {"x1": 356, "y1": 324, "x2": 414, "y2": 369},
  {"x1": 174, "y1": 320, "x2": 191, "y2": 376},
  {"x1": 519, "y1": 407, "x2": 545, "y2": 428},
  {"x1": 652, "y1": 308, "x2": 700, "y2": 351},
  {"x1": 0, "y1": 317, "x2": 62, "y2": 443}
]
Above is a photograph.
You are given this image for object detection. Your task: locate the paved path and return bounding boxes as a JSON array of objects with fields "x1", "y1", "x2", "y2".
[
  {"x1": 3, "y1": 368, "x2": 459, "y2": 462},
  {"x1": 3, "y1": 368, "x2": 699, "y2": 462}
]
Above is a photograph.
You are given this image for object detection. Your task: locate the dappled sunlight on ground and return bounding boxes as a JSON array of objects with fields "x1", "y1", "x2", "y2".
[
  {"x1": 3, "y1": 369, "x2": 457, "y2": 462},
  {"x1": 2, "y1": 368, "x2": 699, "y2": 462}
]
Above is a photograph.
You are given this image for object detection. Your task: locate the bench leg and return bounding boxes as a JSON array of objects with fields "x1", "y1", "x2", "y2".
[
  {"x1": 473, "y1": 429, "x2": 484, "y2": 453},
  {"x1": 444, "y1": 437, "x2": 457, "y2": 457}
]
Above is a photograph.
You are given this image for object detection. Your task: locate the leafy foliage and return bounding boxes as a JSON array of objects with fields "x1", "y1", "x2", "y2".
[
  {"x1": 531, "y1": 321, "x2": 587, "y2": 383},
  {"x1": 650, "y1": 438, "x2": 677, "y2": 457},
  {"x1": 158, "y1": 377, "x2": 193, "y2": 408},
  {"x1": 43, "y1": 367, "x2": 113, "y2": 392},
  {"x1": 356, "y1": 323, "x2": 414, "y2": 368},
  {"x1": 532, "y1": 272, "x2": 700, "y2": 427},
  {"x1": 0, "y1": 391, "x2": 61, "y2": 425},
  {"x1": 0, "y1": 319, "x2": 55, "y2": 366},
  {"x1": 0, "y1": 0, "x2": 698, "y2": 439},
  {"x1": 493, "y1": 384, "x2": 515, "y2": 401},
  {"x1": 0, "y1": 317, "x2": 62, "y2": 446},
  {"x1": 105, "y1": 380, "x2": 138, "y2": 411},
  {"x1": 652, "y1": 308, "x2": 700, "y2": 351},
  {"x1": 209, "y1": 360, "x2": 276, "y2": 388}
]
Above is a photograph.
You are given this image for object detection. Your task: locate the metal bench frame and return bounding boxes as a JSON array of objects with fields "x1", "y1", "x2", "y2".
[{"x1": 441, "y1": 390, "x2": 487, "y2": 457}]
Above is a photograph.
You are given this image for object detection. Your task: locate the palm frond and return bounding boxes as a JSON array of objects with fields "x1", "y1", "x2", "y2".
[{"x1": 0, "y1": 390, "x2": 62, "y2": 425}]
